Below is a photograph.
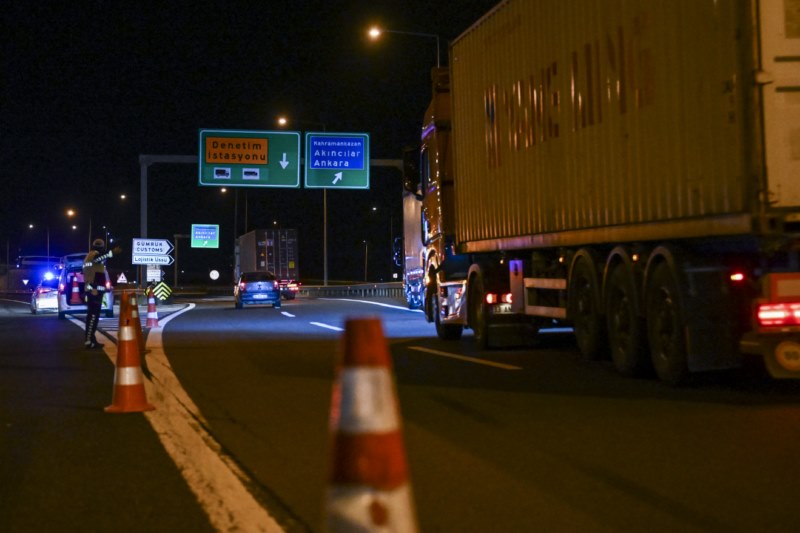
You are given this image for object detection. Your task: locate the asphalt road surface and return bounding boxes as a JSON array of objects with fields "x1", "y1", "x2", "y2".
[{"x1": 2, "y1": 294, "x2": 800, "y2": 532}]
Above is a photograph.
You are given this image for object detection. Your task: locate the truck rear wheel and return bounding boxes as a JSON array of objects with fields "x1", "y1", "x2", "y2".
[
  {"x1": 646, "y1": 262, "x2": 688, "y2": 385},
  {"x1": 606, "y1": 263, "x2": 649, "y2": 377},
  {"x1": 570, "y1": 256, "x2": 607, "y2": 360}
]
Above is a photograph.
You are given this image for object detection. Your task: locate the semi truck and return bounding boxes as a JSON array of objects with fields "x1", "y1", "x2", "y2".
[
  {"x1": 237, "y1": 228, "x2": 299, "y2": 280},
  {"x1": 402, "y1": 0, "x2": 800, "y2": 384}
]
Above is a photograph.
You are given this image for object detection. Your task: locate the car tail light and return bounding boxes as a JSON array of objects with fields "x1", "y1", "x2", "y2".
[
  {"x1": 239, "y1": 281, "x2": 247, "y2": 292},
  {"x1": 105, "y1": 281, "x2": 112, "y2": 290},
  {"x1": 58, "y1": 282, "x2": 66, "y2": 294},
  {"x1": 757, "y1": 302, "x2": 800, "y2": 327}
]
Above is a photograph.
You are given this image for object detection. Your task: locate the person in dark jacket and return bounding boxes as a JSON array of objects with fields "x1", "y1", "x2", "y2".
[{"x1": 82, "y1": 239, "x2": 120, "y2": 349}]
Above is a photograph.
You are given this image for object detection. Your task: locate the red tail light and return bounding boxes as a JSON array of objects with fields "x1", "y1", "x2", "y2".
[
  {"x1": 485, "y1": 293, "x2": 512, "y2": 305},
  {"x1": 105, "y1": 281, "x2": 112, "y2": 290},
  {"x1": 58, "y1": 283, "x2": 66, "y2": 294},
  {"x1": 239, "y1": 281, "x2": 247, "y2": 292},
  {"x1": 757, "y1": 302, "x2": 800, "y2": 327}
]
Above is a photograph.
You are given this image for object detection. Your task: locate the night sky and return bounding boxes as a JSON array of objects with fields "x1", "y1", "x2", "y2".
[{"x1": 2, "y1": 0, "x2": 498, "y2": 284}]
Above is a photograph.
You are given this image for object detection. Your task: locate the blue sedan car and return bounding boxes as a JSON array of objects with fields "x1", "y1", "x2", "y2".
[{"x1": 234, "y1": 271, "x2": 281, "y2": 309}]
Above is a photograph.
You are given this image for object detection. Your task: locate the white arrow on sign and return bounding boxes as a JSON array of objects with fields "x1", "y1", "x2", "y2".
[
  {"x1": 332, "y1": 172, "x2": 342, "y2": 184},
  {"x1": 132, "y1": 238, "x2": 174, "y2": 255},
  {"x1": 132, "y1": 253, "x2": 174, "y2": 266},
  {"x1": 280, "y1": 153, "x2": 289, "y2": 169}
]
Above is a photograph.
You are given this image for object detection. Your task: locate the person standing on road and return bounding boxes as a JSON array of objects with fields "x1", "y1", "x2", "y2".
[{"x1": 83, "y1": 239, "x2": 120, "y2": 349}]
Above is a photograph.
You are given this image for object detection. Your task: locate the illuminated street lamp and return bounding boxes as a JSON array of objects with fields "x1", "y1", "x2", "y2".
[
  {"x1": 367, "y1": 26, "x2": 441, "y2": 67},
  {"x1": 276, "y1": 116, "x2": 330, "y2": 286}
]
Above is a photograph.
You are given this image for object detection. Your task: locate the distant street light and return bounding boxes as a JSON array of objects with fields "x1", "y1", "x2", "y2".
[
  {"x1": 277, "y1": 116, "x2": 330, "y2": 286},
  {"x1": 27, "y1": 223, "x2": 50, "y2": 258},
  {"x1": 367, "y1": 26, "x2": 441, "y2": 67},
  {"x1": 369, "y1": 206, "x2": 395, "y2": 281}
]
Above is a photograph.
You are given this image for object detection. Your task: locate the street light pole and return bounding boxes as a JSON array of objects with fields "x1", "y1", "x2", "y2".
[
  {"x1": 363, "y1": 240, "x2": 369, "y2": 282},
  {"x1": 276, "y1": 116, "x2": 329, "y2": 285}
]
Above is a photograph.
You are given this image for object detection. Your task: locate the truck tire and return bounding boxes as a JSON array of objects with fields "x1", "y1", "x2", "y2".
[
  {"x1": 646, "y1": 262, "x2": 688, "y2": 385},
  {"x1": 606, "y1": 263, "x2": 649, "y2": 377},
  {"x1": 569, "y1": 256, "x2": 607, "y2": 360},
  {"x1": 435, "y1": 282, "x2": 463, "y2": 340},
  {"x1": 468, "y1": 273, "x2": 489, "y2": 349}
]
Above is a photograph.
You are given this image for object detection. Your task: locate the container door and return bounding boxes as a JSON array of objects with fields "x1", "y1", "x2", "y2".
[{"x1": 760, "y1": 0, "x2": 800, "y2": 207}]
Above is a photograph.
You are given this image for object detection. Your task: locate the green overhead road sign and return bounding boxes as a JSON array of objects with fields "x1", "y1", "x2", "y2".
[
  {"x1": 198, "y1": 129, "x2": 300, "y2": 188},
  {"x1": 304, "y1": 132, "x2": 370, "y2": 189}
]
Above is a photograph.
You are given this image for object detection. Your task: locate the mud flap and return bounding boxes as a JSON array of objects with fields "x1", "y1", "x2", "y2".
[{"x1": 683, "y1": 269, "x2": 741, "y2": 372}]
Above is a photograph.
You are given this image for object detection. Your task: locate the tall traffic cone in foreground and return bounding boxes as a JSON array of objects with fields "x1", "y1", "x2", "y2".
[
  {"x1": 326, "y1": 317, "x2": 418, "y2": 533},
  {"x1": 146, "y1": 286, "x2": 159, "y2": 327},
  {"x1": 105, "y1": 317, "x2": 155, "y2": 413},
  {"x1": 69, "y1": 274, "x2": 83, "y2": 305}
]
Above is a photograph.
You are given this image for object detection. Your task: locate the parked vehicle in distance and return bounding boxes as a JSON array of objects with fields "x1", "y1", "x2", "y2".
[
  {"x1": 234, "y1": 271, "x2": 281, "y2": 309},
  {"x1": 30, "y1": 272, "x2": 60, "y2": 314},
  {"x1": 279, "y1": 279, "x2": 300, "y2": 300},
  {"x1": 57, "y1": 253, "x2": 114, "y2": 319}
]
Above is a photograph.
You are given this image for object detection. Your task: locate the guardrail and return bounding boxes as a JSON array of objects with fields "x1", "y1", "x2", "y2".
[
  {"x1": 1, "y1": 281, "x2": 407, "y2": 302},
  {"x1": 300, "y1": 283, "x2": 404, "y2": 299}
]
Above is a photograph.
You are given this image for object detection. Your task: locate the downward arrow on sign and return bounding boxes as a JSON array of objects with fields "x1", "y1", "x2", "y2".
[{"x1": 280, "y1": 153, "x2": 289, "y2": 169}]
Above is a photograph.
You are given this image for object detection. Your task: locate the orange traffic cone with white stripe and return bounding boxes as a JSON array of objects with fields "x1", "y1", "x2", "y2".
[
  {"x1": 105, "y1": 315, "x2": 155, "y2": 413},
  {"x1": 326, "y1": 317, "x2": 418, "y2": 532},
  {"x1": 69, "y1": 274, "x2": 83, "y2": 305},
  {"x1": 146, "y1": 286, "x2": 159, "y2": 327}
]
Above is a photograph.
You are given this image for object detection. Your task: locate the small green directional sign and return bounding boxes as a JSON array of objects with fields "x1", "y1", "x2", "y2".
[
  {"x1": 304, "y1": 132, "x2": 370, "y2": 189},
  {"x1": 198, "y1": 129, "x2": 300, "y2": 188},
  {"x1": 191, "y1": 224, "x2": 220, "y2": 248}
]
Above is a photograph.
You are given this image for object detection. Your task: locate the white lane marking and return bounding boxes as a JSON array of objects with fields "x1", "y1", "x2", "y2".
[
  {"x1": 320, "y1": 297, "x2": 423, "y2": 312},
  {"x1": 75, "y1": 304, "x2": 284, "y2": 532},
  {"x1": 310, "y1": 321, "x2": 344, "y2": 332},
  {"x1": 281, "y1": 311, "x2": 295, "y2": 318},
  {"x1": 409, "y1": 346, "x2": 522, "y2": 370}
]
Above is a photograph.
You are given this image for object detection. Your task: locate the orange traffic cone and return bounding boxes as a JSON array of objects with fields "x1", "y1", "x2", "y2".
[
  {"x1": 146, "y1": 287, "x2": 159, "y2": 327},
  {"x1": 326, "y1": 317, "x2": 418, "y2": 533},
  {"x1": 105, "y1": 317, "x2": 155, "y2": 413},
  {"x1": 69, "y1": 274, "x2": 83, "y2": 305}
]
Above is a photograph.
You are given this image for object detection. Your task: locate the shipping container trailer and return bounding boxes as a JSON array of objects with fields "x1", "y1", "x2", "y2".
[{"x1": 402, "y1": 0, "x2": 800, "y2": 383}]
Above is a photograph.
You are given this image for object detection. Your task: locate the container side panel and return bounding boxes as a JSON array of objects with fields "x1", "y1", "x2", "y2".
[
  {"x1": 450, "y1": 0, "x2": 750, "y2": 245},
  {"x1": 760, "y1": 0, "x2": 800, "y2": 207}
]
